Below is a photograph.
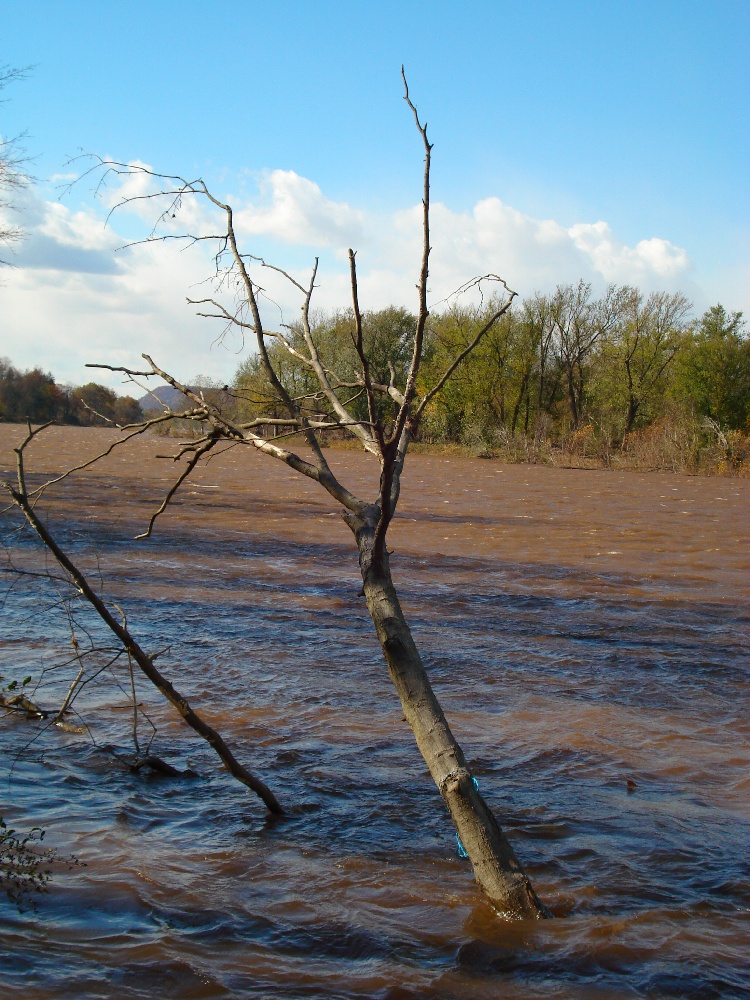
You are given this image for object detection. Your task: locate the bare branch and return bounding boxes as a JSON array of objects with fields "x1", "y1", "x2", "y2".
[
  {"x1": 23, "y1": 411, "x2": 203, "y2": 504},
  {"x1": 369, "y1": 68, "x2": 434, "y2": 566},
  {"x1": 3, "y1": 471, "x2": 283, "y2": 814},
  {"x1": 135, "y1": 435, "x2": 218, "y2": 539},
  {"x1": 187, "y1": 297, "x2": 256, "y2": 330},
  {"x1": 369, "y1": 380, "x2": 405, "y2": 406},
  {"x1": 88, "y1": 356, "x2": 367, "y2": 513},
  {"x1": 392, "y1": 67, "x2": 433, "y2": 440},
  {"x1": 415, "y1": 281, "x2": 517, "y2": 421},
  {"x1": 289, "y1": 259, "x2": 379, "y2": 455},
  {"x1": 348, "y1": 249, "x2": 381, "y2": 452},
  {"x1": 252, "y1": 255, "x2": 309, "y2": 296}
]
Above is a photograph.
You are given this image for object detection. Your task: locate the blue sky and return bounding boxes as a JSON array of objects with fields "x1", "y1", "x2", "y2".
[{"x1": 2, "y1": 0, "x2": 748, "y2": 388}]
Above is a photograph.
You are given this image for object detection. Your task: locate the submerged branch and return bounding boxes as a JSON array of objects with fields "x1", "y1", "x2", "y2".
[{"x1": 3, "y1": 464, "x2": 283, "y2": 815}]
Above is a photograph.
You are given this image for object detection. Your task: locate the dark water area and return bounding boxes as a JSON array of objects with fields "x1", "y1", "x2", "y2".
[{"x1": 1, "y1": 427, "x2": 749, "y2": 998}]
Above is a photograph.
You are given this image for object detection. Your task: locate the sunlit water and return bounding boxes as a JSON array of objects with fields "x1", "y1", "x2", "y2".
[{"x1": 1, "y1": 428, "x2": 749, "y2": 998}]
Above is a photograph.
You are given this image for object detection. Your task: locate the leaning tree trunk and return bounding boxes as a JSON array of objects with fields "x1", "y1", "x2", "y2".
[{"x1": 346, "y1": 509, "x2": 549, "y2": 919}]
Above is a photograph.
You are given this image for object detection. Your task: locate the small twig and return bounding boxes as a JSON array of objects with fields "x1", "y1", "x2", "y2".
[
  {"x1": 113, "y1": 603, "x2": 141, "y2": 758},
  {"x1": 54, "y1": 633, "x2": 84, "y2": 723}
]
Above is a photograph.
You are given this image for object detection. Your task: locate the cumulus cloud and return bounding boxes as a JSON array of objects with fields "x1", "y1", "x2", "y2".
[
  {"x1": 0, "y1": 168, "x2": 705, "y2": 390},
  {"x1": 420, "y1": 198, "x2": 692, "y2": 301},
  {"x1": 0, "y1": 185, "x2": 237, "y2": 387},
  {"x1": 235, "y1": 169, "x2": 365, "y2": 248},
  {"x1": 3, "y1": 188, "x2": 123, "y2": 274},
  {"x1": 568, "y1": 221, "x2": 690, "y2": 282}
]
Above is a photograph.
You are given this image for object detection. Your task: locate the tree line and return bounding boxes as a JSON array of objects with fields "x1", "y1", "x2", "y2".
[
  {"x1": 3, "y1": 285, "x2": 748, "y2": 472},
  {"x1": 0, "y1": 359, "x2": 143, "y2": 426},
  {"x1": 227, "y1": 286, "x2": 748, "y2": 472}
]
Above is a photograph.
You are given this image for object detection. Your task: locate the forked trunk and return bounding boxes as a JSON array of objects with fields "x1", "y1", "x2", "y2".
[{"x1": 347, "y1": 510, "x2": 549, "y2": 919}]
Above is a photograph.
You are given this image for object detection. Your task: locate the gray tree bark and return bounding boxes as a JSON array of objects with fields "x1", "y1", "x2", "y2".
[{"x1": 346, "y1": 505, "x2": 550, "y2": 919}]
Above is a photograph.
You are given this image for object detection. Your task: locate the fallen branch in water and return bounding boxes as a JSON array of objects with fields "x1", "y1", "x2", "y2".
[
  {"x1": 1, "y1": 693, "x2": 50, "y2": 719},
  {"x1": 129, "y1": 755, "x2": 197, "y2": 777},
  {"x1": 2, "y1": 421, "x2": 284, "y2": 815}
]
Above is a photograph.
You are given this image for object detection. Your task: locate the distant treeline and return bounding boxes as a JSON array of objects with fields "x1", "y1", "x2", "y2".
[
  {"x1": 4, "y1": 282, "x2": 749, "y2": 473},
  {"x1": 0, "y1": 359, "x2": 143, "y2": 426},
  {"x1": 226, "y1": 283, "x2": 749, "y2": 474}
]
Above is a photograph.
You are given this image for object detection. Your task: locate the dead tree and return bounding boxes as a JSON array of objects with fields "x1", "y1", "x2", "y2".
[
  {"x1": 0, "y1": 65, "x2": 31, "y2": 264},
  {"x1": 3, "y1": 422, "x2": 283, "y2": 814},
  {"x1": 16, "y1": 73, "x2": 549, "y2": 919}
]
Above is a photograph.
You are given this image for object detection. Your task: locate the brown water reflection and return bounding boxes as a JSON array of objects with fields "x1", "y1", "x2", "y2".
[{"x1": 1, "y1": 426, "x2": 749, "y2": 999}]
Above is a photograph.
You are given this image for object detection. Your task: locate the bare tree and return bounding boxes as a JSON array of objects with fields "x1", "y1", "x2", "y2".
[
  {"x1": 0, "y1": 66, "x2": 31, "y2": 264},
  {"x1": 7, "y1": 73, "x2": 549, "y2": 919},
  {"x1": 615, "y1": 289, "x2": 692, "y2": 434},
  {"x1": 549, "y1": 281, "x2": 627, "y2": 429}
]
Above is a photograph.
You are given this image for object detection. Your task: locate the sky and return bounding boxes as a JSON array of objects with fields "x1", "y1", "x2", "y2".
[{"x1": 1, "y1": 0, "x2": 748, "y2": 392}]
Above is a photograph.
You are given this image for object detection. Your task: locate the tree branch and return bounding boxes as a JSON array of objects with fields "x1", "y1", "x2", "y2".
[
  {"x1": 415, "y1": 282, "x2": 517, "y2": 421},
  {"x1": 3, "y1": 451, "x2": 283, "y2": 814}
]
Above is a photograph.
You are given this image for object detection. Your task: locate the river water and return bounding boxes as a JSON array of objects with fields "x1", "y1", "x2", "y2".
[{"x1": 1, "y1": 427, "x2": 748, "y2": 999}]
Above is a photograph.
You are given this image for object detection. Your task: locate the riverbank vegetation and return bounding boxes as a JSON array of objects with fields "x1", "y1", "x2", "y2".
[
  {"x1": 228, "y1": 291, "x2": 748, "y2": 475},
  {"x1": 3, "y1": 291, "x2": 747, "y2": 475},
  {"x1": 0, "y1": 360, "x2": 143, "y2": 426}
]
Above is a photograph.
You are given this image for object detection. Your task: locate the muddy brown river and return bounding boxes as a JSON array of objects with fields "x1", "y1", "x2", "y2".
[{"x1": 1, "y1": 426, "x2": 748, "y2": 999}]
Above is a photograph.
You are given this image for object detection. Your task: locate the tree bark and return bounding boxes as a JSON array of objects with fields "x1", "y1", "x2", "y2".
[
  {"x1": 566, "y1": 366, "x2": 580, "y2": 429},
  {"x1": 345, "y1": 507, "x2": 549, "y2": 919}
]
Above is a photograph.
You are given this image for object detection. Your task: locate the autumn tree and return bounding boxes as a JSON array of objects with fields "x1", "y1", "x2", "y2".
[
  {"x1": 72, "y1": 381, "x2": 143, "y2": 426},
  {"x1": 0, "y1": 360, "x2": 65, "y2": 423}
]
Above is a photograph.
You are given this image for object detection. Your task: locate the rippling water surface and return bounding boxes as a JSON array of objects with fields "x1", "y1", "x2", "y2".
[{"x1": 1, "y1": 427, "x2": 749, "y2": 999}]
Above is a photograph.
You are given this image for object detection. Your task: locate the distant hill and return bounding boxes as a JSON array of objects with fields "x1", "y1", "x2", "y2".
[
  {"x1": 138, "y1": 383, "x2": 235, "y2": 415},
  {"x1": 138, "y1": 384, "x2": 191, "y2": 412}
]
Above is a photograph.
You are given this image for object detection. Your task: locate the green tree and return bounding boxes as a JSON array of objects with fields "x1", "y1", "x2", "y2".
[
  {"x1": 72, "y1": 382, "x2": 118, "y2": 425},
  {"x1": 418, "y1": 306, "x2": 490, "y2": 442},
  {"x1": 71, "y1": 383, "x2": 143, "y2": 426},
  {"x1": 113, "y1": 395, "x2": 145, "y2": 425},
  {"x1": 590, "y1": 288, "x2": 691, "y2": 439},
  {"x1": 234, "y1": 307, "x2": 416, "y2": 435},
  {"x1": 515, "y1": 294, "x2": 561, "y2": 436},
  {"x1": 672, "y1": 305, "x2": 749, "y2": 430},
  {"x1": 549, "y1": 281, "x2": 625, "y2": 430}
]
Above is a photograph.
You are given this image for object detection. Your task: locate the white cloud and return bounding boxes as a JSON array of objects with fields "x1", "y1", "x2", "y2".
[
  {"x1": 38, "y1": 202, "x2": 115, "y2": 251},
  {"x1": 235, "y1": 169, "x2": 365, "y2": 248},
  {"x1": 422, "y1": 199, "x2": 693, "y2": 300},
  {"x1": 568, "y1": 222, "x2": 690, "y2": 282},
  {"x1": 1, "y1": 186, "x2": 243, "y2": 388},
  {"x1": 1, "y1": 167, "x2": 728, "y2": 392}
]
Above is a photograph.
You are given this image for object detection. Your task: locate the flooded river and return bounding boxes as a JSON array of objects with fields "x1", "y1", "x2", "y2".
[{"x1": 1, "y1": 427, "x2": 749, "y2": 998}]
